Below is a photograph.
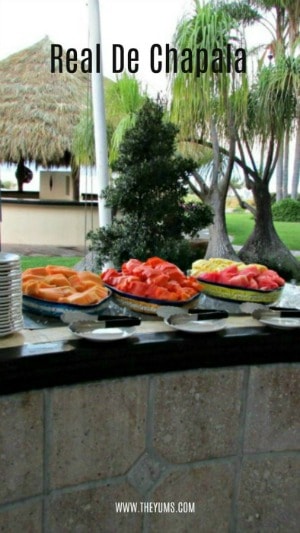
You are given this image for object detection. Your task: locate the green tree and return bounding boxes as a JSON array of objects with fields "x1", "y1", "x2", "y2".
[
  {"x1": 245, "y1": 0, "x2": 300, "y2": 200},
  {"x1": 237, "y1": 54, "x2": 300, "y2": 279},
  {"x1": 171, "y1": 0, "x2": 300, "y2": 279},
  {"x1": 171, "y1": 0, "x2": 248, "y2": 260},
  {"x1": 72, "y1": 74, "x2": 145, "y2": 167},
  {"x1": 88, "y1": 99, "x2": 213, "y2": 270},
  {"x1": 105, "y1": 73, "x2": 145, "y2": 165}
]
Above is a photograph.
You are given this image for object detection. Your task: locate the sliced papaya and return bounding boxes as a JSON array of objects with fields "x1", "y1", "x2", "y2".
[
  {"x1": 62, "y1": 287, "x2": 100, "y2": 305},
  {"x1": 35, "y1": 286, "x2": 75, "y2": 302},
  {"x1": 44, "y1": 274, "x2": 71, "y2": 287},
  {"x1": 22, "y1": 267, "x2": 48, "y2": 277},
  {"x1": 77, "y1": 271, "x2": 104, "y2": 285},
  {"x1": 22, "y1": 265, "x2": 109, "y2": 305},
  {"x1": 45, "y1": 265, "x2": 77, "y2": 278}
]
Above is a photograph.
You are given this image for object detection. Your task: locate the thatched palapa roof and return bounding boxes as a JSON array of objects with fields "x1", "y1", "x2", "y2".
[{"x1": 0, "y1": 36, "x2": 92, "y2": 167}]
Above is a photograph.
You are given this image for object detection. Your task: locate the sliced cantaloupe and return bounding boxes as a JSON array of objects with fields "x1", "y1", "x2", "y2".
[
  {"x1": 22, "y1": 265, "x2": 109, "y2": 305},
  {"x1": 35, "y1": 286, "x2": 75, "y2": 302},
  {"x1": 22, "y1": 273, "x2": 45, "y2": 283},
  {"x1": 62, "y1": 287, "x2": 100, "y2": 305},
  {"x1": 77, "y1": 271, "x2": 103, "y2": 285},
  {"x1": 44, "y1": 274, "x2": 71, "y2": 287},
  {"x1": 22, "y1": 267, "x2": 48, "y2": 277},
  {"x1": 45, "y1": 265, "x2": 77, "y2": 278},
  {"x1": 93, "y1": 285, "x2": 109, "y2": 299},
  {"x1": 68, "y1": 274, "x2": 87, "y2": 292},
  {"x1": 23, "y1": 279, "x2": 52, "y2": 295}
]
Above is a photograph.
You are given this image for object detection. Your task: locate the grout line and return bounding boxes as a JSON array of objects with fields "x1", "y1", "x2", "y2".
[
  {"x1": 42, "y1": 388, "x2": 51, "y2": 533},
  {"x1": 229, "y1": 366, "x2": 250, "y2": 533}
]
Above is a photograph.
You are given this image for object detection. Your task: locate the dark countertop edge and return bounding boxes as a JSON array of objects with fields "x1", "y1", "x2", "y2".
[{"x1": 0, "y1": 327, "x2": 299, "y2": 396}]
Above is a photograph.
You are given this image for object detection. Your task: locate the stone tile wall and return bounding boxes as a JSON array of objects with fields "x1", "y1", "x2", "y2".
[{"x1": 0, "y1": 364, "x2": 299, "y2": 532}]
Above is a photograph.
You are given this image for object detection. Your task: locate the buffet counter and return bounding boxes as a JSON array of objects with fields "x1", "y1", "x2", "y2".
[
  {"x1": 0, "y1": 309, "x2": 299, "y2": 532},
  {"x1": 1, "y1": 311, "x2": 299, "y2": 395}
]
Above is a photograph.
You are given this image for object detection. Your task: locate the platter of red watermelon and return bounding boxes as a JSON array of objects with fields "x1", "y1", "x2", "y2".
[
  {"x1": 102, "y1": 284, "x2": 200, "y2": 314},
  {"x1": 101, "y1": 257, "x2": 203, "y2": 314},
  {"x1": 197, "y1": 264, "x2": 285, "y2": 303}
]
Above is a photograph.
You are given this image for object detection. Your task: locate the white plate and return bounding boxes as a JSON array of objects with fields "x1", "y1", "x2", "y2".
[
  {"x1": 70, "y1": 324, "x2": 136, "y2": 341},
  {"x1": 0, "y1": 268, "x2": 21, "y2": 274},
  {"x1": 0, "y1": 289, "x2": 22, "y2": 296},
  {"x1": 165, "y1": 316, "x2": 227, "y2": 333},
  {"x1": 259, "y1": 316, "x2": 300, "y2": 329},
  {"x1": 0, "y1": 270, "x2": 21, "y2": 276},
  {"x1": 0, "y1": 303, "x2": 23, "y2": 311},
  {"x1": 0, "y1": 252, "x2": 20, "y2": 263},
  {"x1": 0, "y1": 322, "x2": 23, "y2": 331},
  {"x1": 0, "y1": 326, "x2": 23, "y2": 337},
  {"x1": 0, "y1": 314, "x2": 23, "y2": 322},
  {"x1": 0, "y1": 277, "x2": 21, "y2": 283}
]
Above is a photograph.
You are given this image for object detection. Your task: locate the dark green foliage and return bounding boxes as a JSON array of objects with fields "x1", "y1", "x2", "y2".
[
  {"x1": 88, "y1": 99, "x2": 213, "y2": 270},
  {"x1": 182, "y1": 202, "x2": 213, "y2": 236},
  {"x1": 219, "y1": 0, "x2": 261, "y2": 26},
  {"x1": 88, "y1": 216, "x2": 207, "y2": 272},
  {"x1": 272, "y1": 198, "x2": 300, "y2": 222}
]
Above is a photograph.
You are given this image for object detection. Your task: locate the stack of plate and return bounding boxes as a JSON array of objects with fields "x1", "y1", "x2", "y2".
[{"x1": 0, "y1": 253, "x2": 23, "y2": 337}]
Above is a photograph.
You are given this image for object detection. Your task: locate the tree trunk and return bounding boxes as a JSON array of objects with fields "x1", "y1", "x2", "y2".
[
  {"x1": 276, "y1": 131, "x2": 289, "y2": 199},
  {"x1": 205, "y1": 187, "x2": 240, "y2": 260},
  {"x1": 16, "y1": 175, "x2": 23, "y2": 193},
  {"x1": 291, "y1": 114, "x2": 300, "y2": 199},
  {"x1": 15, "y1": 158, "x2": 33, "y2": 193},
  {"x1": 239, "y1": 179, "x2": 300, "y2": 281},
  {"x1": 276, "y1": 137, "x2": 283, "y2": 201},
  {"x1": 230, "y1": 185, "x2": 256, "y2": 215},
  {"x1": 283, "y1": 130, "x2": 289, "y2": 198},
  {"x1": 71, "y1": 160, "x2": 80, "y2": 201}
]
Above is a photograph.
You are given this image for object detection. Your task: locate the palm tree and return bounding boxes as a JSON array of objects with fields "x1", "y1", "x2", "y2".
[
  {"x1": 73, "y1": 73, "x2": 145, "y2": 168},
  {"x1": 291, "y1": 106, "x2": 300, "y2": 199},
  {"x1": 247, "y1": 0, "x2": 300, "y2": 199},
  {"x1": 170, "y1": 0, "x2": 247, "y2": 260},
  {"x1": 237, "y1": 54, "x2": 300, "y2": 279},
  {"x1": 105, "y1": 73, "x2": 145, "y2": 165},
  {"x1": 170, "y1": 0, "x2": 300, "y2": 279}
]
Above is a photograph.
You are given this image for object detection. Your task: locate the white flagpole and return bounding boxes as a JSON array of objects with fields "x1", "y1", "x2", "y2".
[{"x1": 88, "y1": 0, "x2": 111, "y2": 227}]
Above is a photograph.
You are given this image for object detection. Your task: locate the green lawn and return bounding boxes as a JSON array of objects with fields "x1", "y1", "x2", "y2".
[
  {"x1": 226, "y1": 212, "x2": 300, "y2": 250},
  {"x1": 19, "y1": 213, "x2": 299, "y2": 270},
  {"x1": 21, "y1": 256, "x2": 82, "y2": 271}
]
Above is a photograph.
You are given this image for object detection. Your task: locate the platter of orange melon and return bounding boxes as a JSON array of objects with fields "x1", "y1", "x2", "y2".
[{"x1": 22, "y1": 265, "x2": 111, "y2": 316}]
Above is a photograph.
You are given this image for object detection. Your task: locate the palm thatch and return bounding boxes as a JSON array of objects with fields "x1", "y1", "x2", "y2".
[{"x1": 0, "y1": 36, "x2": 91, "y2": 167}]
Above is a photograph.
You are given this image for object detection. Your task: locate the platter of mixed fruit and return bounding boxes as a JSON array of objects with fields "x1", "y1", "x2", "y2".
[{"x1": 191, "y1": 258, "x2": 285, "y2": 303}]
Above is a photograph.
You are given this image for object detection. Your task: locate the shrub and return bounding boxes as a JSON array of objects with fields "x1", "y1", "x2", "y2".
[
  {"x1": 88, "y1": 218, "x2": 206, "y2": 272},
  {"x1": 272, "y1": 198, "x2": 300, "y2": 222},
  {"x1": 181, "y1": 202, "x2": 213, "y2": 237},
  {"x1": 0, "y1": 180, "x2": 15, "y2": 189},
  {"x1": 88, "y1": 98, "x2": 213, "y2": 270}
]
